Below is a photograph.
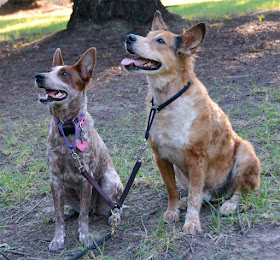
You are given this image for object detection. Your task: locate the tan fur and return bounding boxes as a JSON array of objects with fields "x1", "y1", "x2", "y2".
[
  {"x1": 35, "y1": 48, "x2": 123, "y2": 251},
  {"x1": 123, "y1": 11, "x2": 260, "y2": 233}
]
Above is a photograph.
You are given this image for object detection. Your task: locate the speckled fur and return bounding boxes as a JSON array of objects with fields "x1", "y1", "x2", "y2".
[
  {"x1": 123, "y1": 11, "x2": 260, "y2": 234},
  {"x1": 36, "y1": 48, "x2": 123, "y2": 251}
]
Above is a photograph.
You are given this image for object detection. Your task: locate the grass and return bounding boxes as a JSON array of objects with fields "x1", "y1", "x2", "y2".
[
  {"x1": 0, "y1": 2, "x2": 280, "y2": 258},
  {"x1": 167, "y1": 0, "x2": 280, "y2": 20},
  {"x1": 0, "y1": 7, "x2": 71, "y2": 46},
  {"x1": 1, "y1": 82, "x2": 280, "y2": 258},
  {"x1": 0, "y1": 118, "x2": 50, "y2": 208}
]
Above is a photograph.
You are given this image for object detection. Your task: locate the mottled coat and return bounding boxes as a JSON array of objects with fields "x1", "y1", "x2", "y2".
[{"x1": 36, "y1": 48, "x2": 123, "y2": 251}]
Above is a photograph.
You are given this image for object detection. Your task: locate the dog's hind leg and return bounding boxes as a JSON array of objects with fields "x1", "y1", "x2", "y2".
[
  {"x1": 220, "y1": 139, "x2": 261, "y2": 215},
  {"x1": 96, "y1": 169, "x2": 123, "y2": 226}
]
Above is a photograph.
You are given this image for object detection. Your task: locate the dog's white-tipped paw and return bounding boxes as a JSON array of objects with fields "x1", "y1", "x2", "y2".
[
  {"x1": 79, "y1": 231, "x2": 93, "y2": 247},
  {"x1": 49, "y1": 236, "x2": 65, "y2": 252},
  {"x1": 163, "y1": 208, "x2": 180, "y2": 223},
  {"x1": 220, "y1": 201, "x2": 238, "y2": 215},
  {"x1": 183, "y1": 219, "x2": 201, "y2": 234}
]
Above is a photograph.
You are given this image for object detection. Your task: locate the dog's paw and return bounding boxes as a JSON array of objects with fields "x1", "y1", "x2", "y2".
[
  {"x1": 183, "y1": 219, "x2": 201, "y2": 234},
  {"x1": 220, "y1": 201, "x2": 237, "y2": 215},
  {"x1": 49, "y1": 236, "x2": 65, "y2": 252},
  {"x1": 79, "y1": 231, "x2": 93, "y2": 247},
  {"x1": 108, "y1": 208, "x2": 121, "y2": 227},
  {"x1": 163, "y1": 208, "x2": 180, "y2": 223}
]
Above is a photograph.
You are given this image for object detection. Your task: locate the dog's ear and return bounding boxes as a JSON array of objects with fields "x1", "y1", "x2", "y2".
[
  {"x1": 75, "y1": 47, "x2": 96, "y2": 83},
  {"x1": 151, "y1": 10, "x2": 167, "y2": 31},
  {"x1": 176, "y1": 23, "x2": 206, "y2": 57},
  {"x1": 52, "y1": 48, "x2": 64, "y2": 67}
]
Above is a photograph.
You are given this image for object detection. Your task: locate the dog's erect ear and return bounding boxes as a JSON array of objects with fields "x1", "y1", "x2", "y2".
[
  {"x1": 177, "y1": 23, "x2": 206, "y2": 57},
  {"x1": 151, "y1": 10, "x2": 167, "y2": 31},
  {"x1": 52, "y1": 48, "x2": 64, "y2": 67},
  {"x1": 75, "y1": 47, "x2": 96, "y2": 82}
]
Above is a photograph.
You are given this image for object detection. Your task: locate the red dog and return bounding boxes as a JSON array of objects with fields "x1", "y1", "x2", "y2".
[{"x1": 122, "y1": 11, "x2": 260, "y2": 233}]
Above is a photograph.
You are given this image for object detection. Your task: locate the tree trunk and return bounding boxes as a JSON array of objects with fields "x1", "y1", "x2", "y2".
[
  {"x1": 68, "y1": 0, "x2": 168, "y2": 29},
  {"x1": 0, "y1": 0, "x2": 37, "y2": 14}
]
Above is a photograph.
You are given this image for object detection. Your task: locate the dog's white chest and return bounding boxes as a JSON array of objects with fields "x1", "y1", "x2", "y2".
[{"x1": 150, "y1": 96, "x2": 197, "y2": 162}]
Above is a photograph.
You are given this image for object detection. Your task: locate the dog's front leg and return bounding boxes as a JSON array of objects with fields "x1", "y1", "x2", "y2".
[
  {"x1": 49, "y1": 176, "x2": 66, "y2": 251},
  {"x1": 154, "y1": 155, "x2": 180, "y2": 223},
  {"x1": 183, "y1": 157, "x2": 205, "y2": 234},
  {"x1": 78, "y1": 179, "x2": 92, "y2": 246}
]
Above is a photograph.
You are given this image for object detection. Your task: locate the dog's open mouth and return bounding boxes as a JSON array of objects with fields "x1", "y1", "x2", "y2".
[
  {"x1": 38, "y1": 89, "x2": 67, "y2": 103},
  {"x1": 121, "y1": 57, "x2": 161, "y2": 71}
]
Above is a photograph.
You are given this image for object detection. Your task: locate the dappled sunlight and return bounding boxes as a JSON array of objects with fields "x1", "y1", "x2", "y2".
[
  {"x1": 167, "y1": 0, "x2": 280, "y2": 20},
  {"x1": 0, "y1": 8, "x2": 71, "y2": 43},
  {"x1": 161, "y1": 0, "x2": 221, "y2": 6},
  {"x1": 0, "y1": 15, "x2": 68, "y2": 34},
  {"x1": 236, "y1": 20, "x2": 280, "y2": 36}
]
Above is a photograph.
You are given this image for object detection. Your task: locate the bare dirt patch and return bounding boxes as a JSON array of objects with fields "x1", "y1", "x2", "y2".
[{"x1": 0, "y1": 7, "x2": 280, "y2": 260}]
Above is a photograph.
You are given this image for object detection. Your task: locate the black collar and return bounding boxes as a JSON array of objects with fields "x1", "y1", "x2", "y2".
[{"x1": 145, "y1": 81, "x2": 191, "y2": 140}]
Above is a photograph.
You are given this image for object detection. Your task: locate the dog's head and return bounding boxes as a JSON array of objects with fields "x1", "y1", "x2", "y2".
[
  {"x1": 122, "y1": 11, "x2": 205, "y2": 75},
  {"x1": 35, "y1": 47, "x2": 96, "y2": 105}
]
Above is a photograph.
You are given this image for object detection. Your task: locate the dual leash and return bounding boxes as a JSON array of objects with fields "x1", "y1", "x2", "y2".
[
  {"x1": 2, "y1": 83, "x2": 191, "y2": 260},
  {"x1": 65, "y1": 82, "x2": 191, "y2": 259}
]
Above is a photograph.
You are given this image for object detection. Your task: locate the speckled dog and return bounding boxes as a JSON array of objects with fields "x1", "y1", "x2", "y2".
[
  {"x1": 122, "y1": 11, "x2": 261, "y2": 234},
  {"x1": 35, "y1": 48, "x2": 123, "y2": 251}
]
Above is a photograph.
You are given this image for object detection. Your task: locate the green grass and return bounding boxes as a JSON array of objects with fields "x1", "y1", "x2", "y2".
[
  {"x1": 0, "y1": 118, "x2": 50, "y2": 208},
  {"x1": 167, "y1": 0, "x2": 280, "y2": 20},
  {"x1": 1, "y1": 81, "x2": 280, "y2": 257},
  {"x1": 0, "y1": 8, "x2": 71, "y2": 46}
]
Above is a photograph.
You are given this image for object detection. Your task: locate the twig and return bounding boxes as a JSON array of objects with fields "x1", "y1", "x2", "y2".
[
  {"x1": 16, "y1": 198, "x2": 44, "y2": 223},
  {"x1": 141, "y1": 216, "x2": 148, "y2": 239},
  {"x1": 237, "y1": 207, "x2": 245, "y2": 235}
]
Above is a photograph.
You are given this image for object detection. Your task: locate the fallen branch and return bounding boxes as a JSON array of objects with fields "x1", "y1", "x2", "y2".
[{"x1": 16, "y1": 198, "x2": 44, "y2": 223}]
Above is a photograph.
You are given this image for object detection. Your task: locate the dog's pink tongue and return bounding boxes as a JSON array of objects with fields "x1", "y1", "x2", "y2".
[
  {"x1": 121, "y1": 58, "x2": 148, "y2": 66},
  {"x1": 47, "y1": 90, "x2": 58, "y2": 97}
]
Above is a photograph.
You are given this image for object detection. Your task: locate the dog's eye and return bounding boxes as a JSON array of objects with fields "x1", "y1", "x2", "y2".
[
  {"x1": 60, "y1": 71, "x2": 69, "y2": 77},
  {"x1": 156, "y1": 38, "x2": 165, "y2": 44}
]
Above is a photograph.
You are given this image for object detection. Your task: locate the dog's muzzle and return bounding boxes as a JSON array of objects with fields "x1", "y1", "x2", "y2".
[
  {"x1": 35, "y1": 73, "x2": 45, "y2": 85},
  {"x1": 125, "y1": 34, "x2": 137, "y2": 54}
]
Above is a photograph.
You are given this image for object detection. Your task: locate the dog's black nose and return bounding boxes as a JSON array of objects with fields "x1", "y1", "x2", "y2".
[
  {"x1": 126, "y1": 34, "x2": 137, "y2": 44},
  {"x1": 35, "y1": 73, "x2": 45, "y2": 82}
]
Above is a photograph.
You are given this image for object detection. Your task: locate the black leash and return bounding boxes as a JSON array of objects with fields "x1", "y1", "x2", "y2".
[
  {"x1": 68, "y1": 81, "x2": 191, "y2": 259},
  {"x1": 69, "y1": 159, "x2": 142, "y2": 260},
  {"x1": 68, "y1": 234, "x2": 111, "y2": 260},
  {"x1": 0, "y1": 251, "x2": 11, "y2": 260},
  {"x1": 145, "y1": 81, "x2": 191, "y2": 140}
]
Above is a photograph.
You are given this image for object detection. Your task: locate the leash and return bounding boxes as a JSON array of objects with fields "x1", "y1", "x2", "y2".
[
  {"x1": 55, "y1": 114, "x2": 143, "y2": 259},
  {"x1": 68, "y1": 234, "x2": 111, "y2": 260},
  {"x1": 145, "y1": 81, "x2": 191, "y2": 140},
  {"x1": 62, "y1": 81, "x2": 191, "y2": 258},
  {"x1": 0, "y1": 251, "x2": 11, "y2": 260}
]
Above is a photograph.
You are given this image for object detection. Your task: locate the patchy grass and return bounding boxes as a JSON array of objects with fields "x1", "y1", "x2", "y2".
[
  {"x1": 167, "y1": 0, "x2": 280, "y2": 20},
  {"x1": 1, "y1": 80, "x2": 280, "y2": 258},
  {"x1": 0, "y1": 7, "x2": 71, "y2": 47},
  {"x1": 0, "y1": 118, "x2": 50, "y2": 208}
]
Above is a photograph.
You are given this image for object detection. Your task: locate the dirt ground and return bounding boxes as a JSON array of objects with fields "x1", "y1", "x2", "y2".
[{"x1": 0, "y1": 5, "x2": 280, "y2": 260}]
